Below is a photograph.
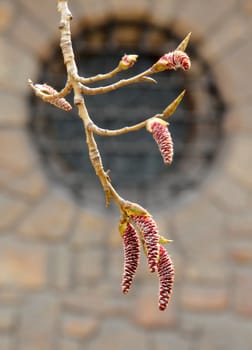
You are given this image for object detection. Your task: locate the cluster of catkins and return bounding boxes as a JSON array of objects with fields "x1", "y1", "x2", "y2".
[{"x1": 120, "y1": 116, "x2": 178, "y2": 311}]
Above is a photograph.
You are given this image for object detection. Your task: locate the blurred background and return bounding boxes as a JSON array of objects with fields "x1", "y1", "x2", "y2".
[{"x1": 0, "y1": 0, "x2": 252, "y2": 349}]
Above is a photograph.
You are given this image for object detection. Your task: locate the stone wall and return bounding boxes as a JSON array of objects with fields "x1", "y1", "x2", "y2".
[{"x1": 0, "y1": 0, "x2": 252, "y2": 349}]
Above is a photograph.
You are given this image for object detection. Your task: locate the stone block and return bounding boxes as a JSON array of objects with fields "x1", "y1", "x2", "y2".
[
  {"x1": 59, "y1": 338, "x2": 80, "y2": 350},
  {"x1": 0, "y1": 238, "x2": 47, "y2": 289},
  {"x1": 0, "y1": 0, "x2": 15, "y2": 32},
  {"x1": 230, "y1": 242, "x2": 252, "y2": 264},
  {"x1": 10, "y1": 12, "x2": 51, "y2": 58},
  {"x1": 75, "y1": 247, "x2": 104, "y2": 283},
  {"x1": 184, "y1": 260, "x2": 229, "y2": 284},
  {"x1": 6, "y1": 170, "x2": 48, "y2": 201},
  {"x1": 199, "y1": 13, "x2": 250, "y2": 60},
  {"x1": 0, "y1": 37, "x2": 37, "y2": 94},
  {"x1": 110, "y1": 0, "x2": 150, "y2": 20},
  {"x1": 216, "y1": 40, "x2": 252, "y2": 103},
  {"x1": 173, "y1": 197, "x2": 224, "y2": 261},
  {"x1": 133, "y1": 288, "x2": 177, "y2": 328},
  {"x1": 74, "y1": 0, "x2": 112, "y2": 26},
  {"x1": 153, "y1": 332, "x2": 190, "y2": 350},
  {"x1": 234, "y1": 269, "x2": 252, "y2": 317},
  {"x1": 225, "y1": 135, "x2": 252, "y2": 189},
  {"x1": 18, "y1": 293, "x2": 60, "y2": 350},
  {"x1": 50, "y1": 245, "x2": 71, "y2": 291},
  {"x1": 205, "y1": 172, "x2": 250, "y2": 213},
  {"x1": 0, "y1": 334, "x2": 13, "y2": 350},
  {"x1": 62, "y1": 314, "x2": 98, "y2": 339},
  {"x1": 0, "y1": 194, "x2": 28, "y2": 231},
  {"x1": 0, "y1": 130, "x2": 37, "y2": 177},
  {"x1": 18, "y1": 191, "x2": 76, "y2": 240},
  {"x1": 71, "y1": 209, "x2": 109, "y2": 249},
  {"x1": 85, "y1": 319, "x2": 148, "y2": 350},
  {"x1": 0, "y1": 93, "x2": 28, "y2": 127},
  {"x1": 0, "y1": 308, "x2": 16, "y2": 331},
  {"x1": 149, "y1": 0, "x2": 177, "y2": 26},
  {"x1": 18, "y1": 0, "x2": 59, "y2": 33},
  {"x1": 226, "y1": 210, "x2": 252, "y2": 238},
  {"x1": 181, "y1": 285, "x2": 228, "y2": 312},
  {"x1": 173, "y1": 0, "x2": 236, "y2": 39},
  {"x1": 196, "y1": 315, "x2": 252, "y2": 350}
]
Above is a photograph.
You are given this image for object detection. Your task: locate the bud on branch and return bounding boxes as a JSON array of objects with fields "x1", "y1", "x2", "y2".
[
  {"x1": 34, "y1": 83, "x2": 72, "y2": 111},
  {"x1": 121, "y1": 222, "x2": 140, "y2": 294},
  {"x1": 152, "y1": 50, "x2": 191, "y2": 72},
  {"x1": 146, "y1": 117, "x2": 174, "y2": 165}
]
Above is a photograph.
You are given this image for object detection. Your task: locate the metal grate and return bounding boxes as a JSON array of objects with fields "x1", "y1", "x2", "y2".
[{"x1": 29, "y1": 21, "x2": 226, "y2": 209}]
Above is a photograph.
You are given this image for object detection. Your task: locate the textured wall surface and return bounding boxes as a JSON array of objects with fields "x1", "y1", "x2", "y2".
[{"x1": 0, "y1": 0, "x2": 252, "y2": 349}]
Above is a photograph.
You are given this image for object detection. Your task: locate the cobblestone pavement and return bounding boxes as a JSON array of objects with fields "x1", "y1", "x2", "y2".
[{"x1": 0, "y1": 0, "x2": 252, "y2": 349}]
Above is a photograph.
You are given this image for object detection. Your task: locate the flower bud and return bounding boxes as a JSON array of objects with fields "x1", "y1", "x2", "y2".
[
  {"x1": 146, "y1": 117, "x2": 174, "y2": 165},
  {"x1": 130, "y1": 215, "x2": 160, "y2": 273},
  {"x1": 121, "y1": 222, "x2": 140, "y2": 294},
  {"x1": 157, "y1": 245, "x2": 174, "y2": 311},
  {"x1": 119, "y1": 54, "x2": 138, "y2": 70},
  {"x1": 152, "y1": 50, "x2": 191, "y2": 72},
  {"x1": 34, "y1": 83, "x2": 72, "y2": 111}
]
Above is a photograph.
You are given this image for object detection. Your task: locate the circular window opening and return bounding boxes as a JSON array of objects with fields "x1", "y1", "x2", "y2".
[{"x1": 29, "y1": 21, "x2": 225, "y2": 210}]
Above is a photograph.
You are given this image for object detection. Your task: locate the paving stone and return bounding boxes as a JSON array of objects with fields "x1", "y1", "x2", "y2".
[
  {"x1": 196, "y1": 315, "x2": 252, "y2": 350},
  {"x1": 18, "y1": 191, "x2": 76, "y2": 240},
  {"x1": 0, "y1": 37, "x2": 37, "y2": 93},
  {"x1": 233, "y1": 269, "x2": 252, "y2": 317},
  {"x1": 181, "y1": 285, "x2": 228, "y2": 312},
  {"x1": 0, "y1": 92, "x2": 28, "y2": 126},
  {"x1": 85, "y1": 319, "x2": 148, "y2": 350},
  {"x1": 0, "y1": 193, "x2": 28, "y2": 231},
  {"x1": 0, "y1": 0, "x2": 15, "y2": 32},
  {"x1": 62, "y1": 314, "x2": 98, "y2": 339},
  {"x1": 18, "y1": 293, "x2": 60, "y2": 350},
  {"x1": 0, "y1": 130, "x2": 37, "y2": 177},
  {"x1": 0, "y1": 238, "x2": 47, "y2": 289},
  {"x1": 153, "y1": 332, "x2": 190, "y2": 350},
  {"x1": 224, "y1": 135, "x2": 252, "y2": 189}
]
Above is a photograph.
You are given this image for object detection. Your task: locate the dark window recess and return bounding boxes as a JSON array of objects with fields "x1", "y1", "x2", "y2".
[{"x1": 29, "y1": 21, "x2": 225, "y2": 209}]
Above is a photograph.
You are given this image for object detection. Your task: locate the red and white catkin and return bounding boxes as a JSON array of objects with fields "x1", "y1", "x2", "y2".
[
  {"x1": 157, "y1": 245, "x2": 174, "y2": 311},
  {"x1": 147, "y1": 118, "x2": 174, "y2": 165},
  {"x1": 153, "y1": 50, "x2": 191, "y2": 72},
  {"x1": 121, "y1": 222, "x2": 140, "y2": 294},
  {"x1": 34, "y1": 83, "x2": 72, "y2": 111},
  {"x1": 130, "y1": 215, "x2": 160, "y2": 273}
]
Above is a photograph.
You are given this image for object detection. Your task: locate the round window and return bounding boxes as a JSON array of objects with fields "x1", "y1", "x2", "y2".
[{"x1": 29, "y1": 21, "x2": 225, "y2": 210}]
